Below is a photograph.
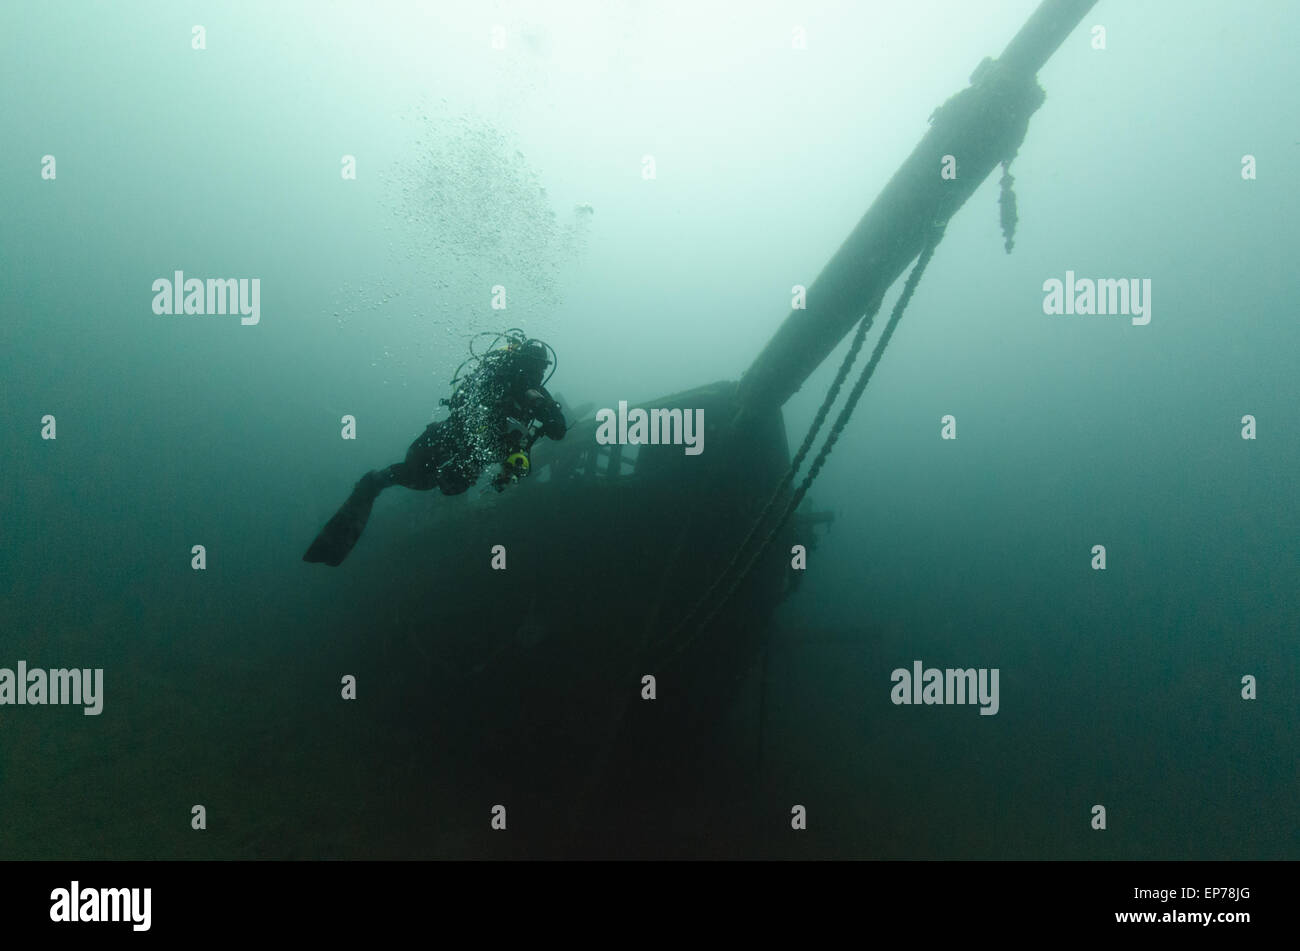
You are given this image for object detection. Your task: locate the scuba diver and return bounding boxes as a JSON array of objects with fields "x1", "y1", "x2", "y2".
[{"x1": 303, "y1": 329, "x2": 566, "y2": 566}]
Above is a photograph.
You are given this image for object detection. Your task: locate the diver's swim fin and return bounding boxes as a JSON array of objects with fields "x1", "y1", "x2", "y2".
[{"x1": 303, "y1": 478, "x2": 381, "y2": 566}]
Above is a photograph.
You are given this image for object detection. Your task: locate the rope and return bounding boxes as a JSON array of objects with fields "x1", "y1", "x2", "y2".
[
  {"x1": 655, "y1": 225, "x2": 945, "y2": 668},
  {"x1": 663, "y1": 256, "x2": 888, "y2": 652}
]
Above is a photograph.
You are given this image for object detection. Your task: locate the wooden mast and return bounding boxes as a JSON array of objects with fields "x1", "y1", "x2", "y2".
[{"x1": 734, "y1": 0, "x2": 1099, "y2": 422}]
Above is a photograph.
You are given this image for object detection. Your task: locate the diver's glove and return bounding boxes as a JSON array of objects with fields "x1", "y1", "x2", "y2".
[{"x1": 524, "y1": 388, "x2": 566, "y2": 440}]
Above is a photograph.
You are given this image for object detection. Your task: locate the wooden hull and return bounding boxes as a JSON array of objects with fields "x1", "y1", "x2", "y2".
[{"x1": 344, "y1": 381, "x2": 795, "y2": 854}]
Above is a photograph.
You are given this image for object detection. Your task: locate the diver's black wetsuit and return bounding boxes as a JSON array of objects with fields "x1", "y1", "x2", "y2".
[
  {"x1": 381, "y1": 371, "x2": 566, "y2": 495},
  {"x1": 303, "y1": 343, "x2": 566, "y2": 566}
]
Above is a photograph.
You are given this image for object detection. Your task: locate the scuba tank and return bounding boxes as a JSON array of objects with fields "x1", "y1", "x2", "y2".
[
  {"x1": 441, "y1": 329, "x2": 555, "y2": 492},
  {"x1": 443, "y1": 328, "x2": 557, "y2": 407}
]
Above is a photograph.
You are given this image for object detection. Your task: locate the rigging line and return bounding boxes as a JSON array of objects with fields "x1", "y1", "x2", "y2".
[
  {"x1": 659, "y1": 224, "x2": 945, "y2": 669},
  {"x1": 660, "y1": 258, "x2": 889, "y2": 653}
]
